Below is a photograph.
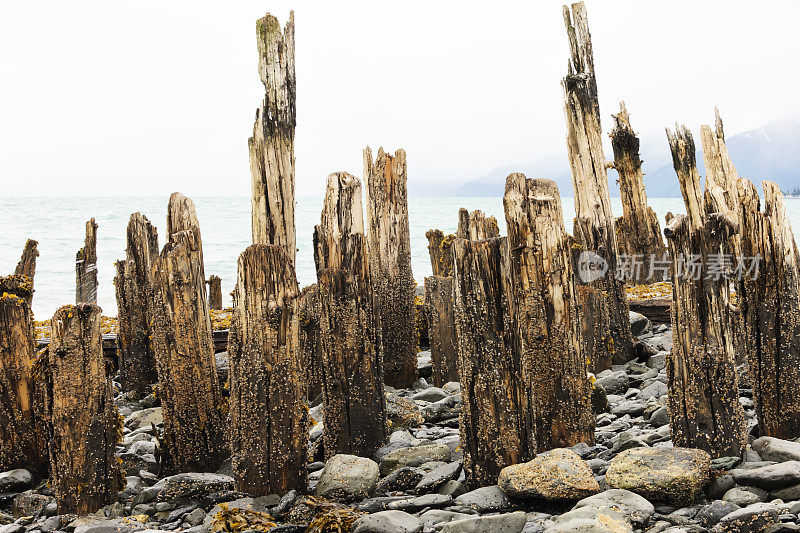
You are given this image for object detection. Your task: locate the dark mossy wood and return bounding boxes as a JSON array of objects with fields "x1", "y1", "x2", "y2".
[
  {"x1": 207, "y1": 275, "x2": 223, "y2": 310},
  {"x1": 425, "y1": 229, "x2": 454, "y2": 277},
  {"x1": 49, "y1": 304, "x2": 120, "y2": 514},
  {"x1": 298, "y1": 284, "x2": 324, "y2": 400},
  {"x1": 364, "y1": 147, "x2": 417, "y2": 389},
  {"x1": 150, "y1": 194, "x2": 227, "y2": 473},
  {"x1": 424, "y1": 275, "x2": 458, "y2": 386},
  {"x1": 315, "y1": 172, "x2": 387, "y2": 458},
  {"x1": 228, "y1": 244, "x2": 307, "y2": 496},
  {"x1": 15, "y1": 239, "x2": 38, "y2": 307},
  {"x1": 456, "y1": 208, "x2": 500, "y2": 240},
  {"x1": 504, "y1": 173, "x2": 594, "y2": 452},
  {"x1": 76, "y1": 218, "x2": 98, "y2": 304}
]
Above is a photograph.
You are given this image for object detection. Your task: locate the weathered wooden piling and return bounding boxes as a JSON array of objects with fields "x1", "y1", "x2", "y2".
[
  {"x1": 15, "y1": 239, "x2": 38, "y2": 307},
  {"x1": 738, "y1": 179, "x2": 800, "y2": 439},
  {"x1": 504, "y1": 173, "x2": 594, "y2": 452},
  {"x1": 425, "y1": 229, "x2": 454, "y2": 277},
  {"x1": 249, "y1": 12, "x2": 296, "y2": 265},
  {"x1": 665, "y1": 125, "x2": 745, "y2": 458},
  {"x1": 150, "y1": 194, "x2": 227, "y2": 472},
  {"x1": 424, "y1": 276, "x2": 459, "y2": 386},
  {"x1": 49, "y1": 304, "x2": 120, "y2": 514},
  {"x1": 76, "y1": 218, "x2": 98, "y2": 304},
  {"x1": 364, "y1": 147, "x2": 418, "y2": 388},
  {"x1": 314, "y1": 172, "x2": 387, "y2": 458},
  {"x1": 298, "y1": 284, "x2": 324, "y2": 400},
  {"x1": 701, "y1": 108, "x2": 740, "y2": 219},
  {"x1": 457, "y1": 208, "x2": 500, "y2": 240},
  {"x1": 611, "y1": 102, "x2": 666, "y2": 284},
  {"x1": 207, "y1": 275, "x2": 223, "y2": 310},
  {"x1": 452, "y1": 237, "x2": 533, "y2": 487},
  {"x1": 0, "y1": 275, "x2": 49, "y2": 477},
  {"x1": 115, "y1": 213, "x2": 159, "y2": 396},
  {"x1": 228, "y1": 244, "x2": 307, "y2": 496},
  {"x1": 562, "y1": 2, "x2": 633, "y2": 370}
]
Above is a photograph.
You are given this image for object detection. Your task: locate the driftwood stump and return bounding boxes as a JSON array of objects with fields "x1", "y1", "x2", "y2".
[
  {"x1": 249, "y1": 12, "x2": 296, "y2": 265},
  {"x1": 115, "y1": 213, "x2": 160, "y2": 396},
  {"x1": 665, "y1": 125, "x2": 745, "y2": 458},
  {"x1": 228, "y1": 244, "x2": 307, "y2": 496},
  {"x1": 207, "y1": 275, "x2": 223, "y2": 310},
  {"x1": 15, "y1": 239, "x2": 38, "y2": 307},
  {"x1": 364, "y1": 147, "x2": 417, "y2": 388},
  {"x1": 314, "y1": 172, "x2": 387, "y2": 458},
  {"x1": 0, "y1": 276, "x2": 48, "y2": 477},
  {"x1": 457, "y1": 208, "x2": 500, "y2": 240},
  {"x1": 452, "y1": 237, "x2": 533, "y2": 487},
  {"x1": 562, "y1": 2, "x2": 632, "y2": 371},
  {"x1": 739, "y1": 180, "x2": 800, "y2": 439},
  {"x1": 504, "y1": 174, "x2": 594, "y2": 452},
  {"x1": 611, "y1": 102, "x2": 666, "y2": 284},
  {"x1": 425, "y1": 229, "x2": 454, "y2": 277},
  {"x1": 298, "y1": 284, "x2": 324, "y2": 400},
  {"x1": 49, "y1": 304, "x2": 120, "y2": 514},
  {"x1": 150, "y1": 194, "x2": 227, "y2": 472},
  {"x1": 424, "y1": 276, "x2": 459, "y2": 386},
  {"x1": 76, "y1": 218, "x2": 98, "y2": 304}
]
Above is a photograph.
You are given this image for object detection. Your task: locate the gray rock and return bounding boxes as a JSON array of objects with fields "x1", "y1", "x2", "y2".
[
  {"x1": 598, "y1": 371, "x2": 629, "y2": 395},
  {"x1": 315, "y1": 454, "x2": 379, "y2": 501},
  {"x1": 154, "y1": 473, "x2": 233, "y2": 502},
  {"x1": 638, "y1": 381, "x2": 667, "y2": 400},
  {"x1": 380, "y1": 444, "x2": 451, "y2": 476},
  {"x1": 71, "y1": 518, "x2": 144, "y2": 533},
  {"x1": 437, "y1": 480, "x2": 467, "y2": 497},
  {"x1": 439, "y1": 511, "x2": 527, "y2": 533},
  {"x1": 0, "y1": 470, "x2": 31, "y2": 493},
  {"x1": 129, "y1": 441, "x2": 156, "y2": 456},
  {"x1": 545, "y1": 506, "x2": 633, "y2": 533},
  {"x1": 352, "y1": 510, "x2": 422, "y2": 533},
  {"x1": 732, "y1": 461, "x2": 800, "y2": 489},
  {"x1": 630, "y1": 312, "x2": 651, "y2": 336},
  {"x1": 183, "y1": 508, "x2": 205, "y2": 527},
  {"x1": 611, "y1": 399, "x2": 648, "y2": 417},
  {"x1": 498, "y1": 448, "x2": 599, "y2": 501},
  {"x1": 773, "y1": 483, "x2": 800, "y2": 501},
  {"x1": 455, "y1": 485, "x2": 512, "y2": 512},
  {"x1": 410, "y1": 388, "x2": 448, "y2": 403},
  {"x1": 724, "y1": 487, "x2": 766, "y2": 506},
  {"x1": 709, "y1": 474, "x2": 736, "y2": 500},
  {"x1": 697, "y1": 500, "x2": 740, "y2": 528},
  {"x1": 417, "y1": 510, "x2": 472, "y2": 528},
  {"x1": 572, "y1": 489, "x2": 655, "y2": 527},
  {"x1": 712, "y1": 502, "x2": 780, "y2": 533},
  {"x1": 387, "y1": 494, "x2": 452, "y2": 511},
  {"x1": 647, "y1": 353, "x2": 668, "y2": 372},
  {"x1": 11, "y1": 491, "x2": 51, "y2": 518},
  {"x1": 376, "y1": 467, "x2": 424, "y2": 493},
  {"x1": 124, "y1": 408, "x2": 163, "y2": 430},
  {"x1": 753, "y1": 437, "x2": 800, "y2": 463},
  {"x1": 414, "y1": 462, "x2": 461, "y2": 493},
  {"x1": 0, "y1": 526, "x2": 24, "y2": 533}
]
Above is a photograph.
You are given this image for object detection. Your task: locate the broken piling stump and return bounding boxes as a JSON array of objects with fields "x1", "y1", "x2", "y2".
[
  {"x1": 298, "y1": 284, "x2": 324, "y2": 401},
  {"x1": 15, "y1": 239, "x2": 38, "y2": 307},
  {"x1": 424, "y1": 275, "x2": 459, "y2": 386},
  {"x1": 75, "y1": 218, "x2": 98, "y2": 304},
  {"x1": 207, "y1": 275, "x2": 223, "y2": 310},
  {"x1": 425, "y1": 229, "x2": 454, "y2": 277},
  {"x1": 456, "y1": 208, "x2": 500, "y2": 240}
]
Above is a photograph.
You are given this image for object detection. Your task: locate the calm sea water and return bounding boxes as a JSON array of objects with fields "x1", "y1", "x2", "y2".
[{"x1": 1, "y1": 195, "x2": 796, "y2": 318}]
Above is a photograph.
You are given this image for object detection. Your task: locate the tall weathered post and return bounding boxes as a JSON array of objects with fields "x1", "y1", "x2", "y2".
[
  {"x1": 207, "y1": 275, "x2": 223, "y2": 310},
  {"x1": 457, "y1": 208, "x2": 500, "y2": 240},
  {"x1": 249, "y1": 12, "x2": 296, "y2": 265},
  {"x1": 15, "y1": 239, "x2": 38, "y2": 307},
  {"x1": 314, "y1": 172, "x2": 387, "y2": 458},
  {"x1": 425, "y1": 229, "x2": 454, "y2": 277},
  {"x1": 228, "y1": 244, "x2": 307, "y2": 496},
  {"x1": 504, "y1": 173, "x2": 594, "y2": 451},
  {"x1": 562, "y1": 2, "x2": 633, "y2": 371},
  {"x1": 298, "y1": 284, "x2": 324, "y2": 400},
  {"x1": 364, "y1": 147, "x2": 417, "y2": 388},
  {"x1": 424, "y1": 276, "x2": 459, "y2": 386},
  {"x1": 76, "y1": 218, "x2": 98, "y2": 304}
]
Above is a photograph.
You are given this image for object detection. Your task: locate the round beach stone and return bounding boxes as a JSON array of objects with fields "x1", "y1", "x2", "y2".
[
  {"x1": 352, "y1": 510, "x2": 422, "y2": 533},
  {"x1": 711, "y1": 502, "x2": 780, "y2": 533},
  {"x1": 315, "y1": 454, "x2": 379, "y2": 502},
  {"x1": 571, "y1": 489, "x2": 654, "y2": 528},
  {"x1": 0, "y1": 470, "x2": 32, "y2": 493},
  {"x1": 545, "y1": 506, "x2": 633, "y2": 533},
  {"x1": 498, "y1": 448, "x2": 599, "y2": 500},
  {"x1": 379, "y1": 444, "x2": 451, "y2": 476}
]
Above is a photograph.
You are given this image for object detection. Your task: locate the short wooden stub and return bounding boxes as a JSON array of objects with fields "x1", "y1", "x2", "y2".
[
  {"x1": 150, "y1": 194, "x2": 227, "y2": 472},
  {"x1": 15, "y1": 239, "x2": 38, "y2": 307},
  {"x1": 364, "y1": 147, "x2": 418, "y2": 388},
  {"x1": 314, "y1": 172, "x2": 387, "y2": 458},
  {"x1": 76, "y1": 218, "x2": 98, "y2": 304},
  {"x1": 228, "y1": 244, "x2": 307, "y2": 496},
  {"x1": 115, "y1": 213, "x2": 159, "y2": 396},
  {"x1": 298, "y1": 284, "x2": 324, "y2": 400},
  {"x1": 424, "y1": 276, "x2": 458, "y2": 386},
  {"x1": 0, "y1": 276, "x2": 48, "y2": 477},
  {"x1": 665, "y1": 126, "x2": 745, "y2": 458},
  {"x1": 453, "y1": 237, "x2": 533, "y2": 487},
  {"x1": 425, "y1": 229, "x2": 454, "y2": 277},
  {"x1": 456, "y1": 208, "x2": 500, "y2": 241},
  {"x1": 207, "y1": 275, "x2": 223, "y2": 310},
  {"x1": 504, "y1": 174, "x2": 594, "y2": 452},
  {"x1": 49, "y1": 304, "x2": 120, "y2": 514},
  {"x1": 249, "y1": 12, "x2": 296, "y2": 265}
]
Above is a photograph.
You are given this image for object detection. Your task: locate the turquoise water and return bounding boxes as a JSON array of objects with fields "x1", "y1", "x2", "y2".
[{"x1": 1, "y1": 195, "x2": 794, "y2": 318}]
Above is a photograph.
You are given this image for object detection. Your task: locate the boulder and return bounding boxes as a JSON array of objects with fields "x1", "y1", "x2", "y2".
[
  {"x1": 352, "y1": 510, "x2": 422, "y2": 533},
  {"x1": 315, "y1": 454, "x2": 379, "y2": 501},
  {"x1": 414, "y1": 462, "x2": 461, "y2": 493},
  {"x1": 379, "y1": 444, "x2": 451, "y2": 476},
  {"x1": 597, "y1": 371, "x2": 629, "y2": 395},
  {"x1": 711, "y1": 502, "x2": 780, "y2": 533},
  {"x1": 124, "y1": 408, "x2": 163, "y2": 430},
  {"x1": 732, "y1": 461, "x2": 800, "y2": 489},
  {"x1": 696, "y1": 500, "x2": 740, "y2": 528},
  {"x1": 439, "y1": 511, "x2": 527, "y2": 533},
  {"x1": 606, "y1": 447, "x2": 710, "y2": 504},
  {"x1": 454, "y1": 485, "x2": 512, "y2": 512},
  {"x1": 571, "y1": 489, "x2": 654, "y2": 528},
  {"x1": 752, "y1": 437, "x2": 800, "y2": 463},
  {"x1": 545, "y1": 506, "x2": 633, "y2": 533},
  {"x1": 723, "y1": 487, "x2": 766, "y2": 506},
  {"x1": 498, "y1": 448, "x2": 599, "y2": 500},
  {"x1": 0, "y1": 470, "x2": 32, "y2": 493},
  {"x1": 629, "y1": 312, "x2": 651, "y2": 336},
  {"x1": 417, "y1": 510, "x2": 473, "y2": 528}
]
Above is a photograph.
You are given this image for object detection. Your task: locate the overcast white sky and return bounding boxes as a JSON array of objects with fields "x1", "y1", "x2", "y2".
[{"x1": 1, "y1": 0, "x2": 797, "y2": 197}]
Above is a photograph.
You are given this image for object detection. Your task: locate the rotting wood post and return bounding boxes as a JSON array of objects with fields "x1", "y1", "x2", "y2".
[
  {"x1": 457, "y1": 208, "x2": 500, "y2": 240},
  {"x1": 49, "y1": 303, "x2": 120, "y2": 514},
  {"x1": 664, "y1": 125, "x2": 745, "y2": 458},
  {"x1": 314, "y1": 172, "x2": 387, "y2": 458},
  {"x1": 150, "y1": 193, "x2": 227, "y2": 473},
  {"x1": 562, "y1": 2, "x2": 633, "y2": 369},
  {"x1": 249, "y1": 12, "x2": 296, "y2": 265},
  {"x1": 298, "y1": 284, "x2": 324, "y2": 401},
  {"x1": 115, "y1": 213, "x2": 160, "y2": 396},
  {"x1": 0, "y1": 275, "x2": 49, "y2": 477},
  {"x1": 610, "y1": 102, "x2": 666, "y2": 284},
  {"x1": 504, "y1": 173, "x2": 594, "y2": 452},
  {"x1": 228, "y1": 244, "x2": 307, "y2": 496},
  {"x1": 452, "y1": 237, "x2": 533, "y2": 487},
  {"x1": 425, "y1": 229, "x2": 455, "y2": 277},
  {"x1": 76, "y1": 218, "x2": 98, "y2": 304},
  {"x1": 207, "y1": 275, "x2": 223, "y2": 310},
  {"x1": 364, "y1": 147, "x2": 418, "y2": 389},
  {"x1": 424, "y1": 276, "x2": 459, "y2": 386},
  {"x1": 15, "y1": 239, "x2": 38, "y2": 307},
  {"x1": 738, "y1": 179, "x2": 800, "y2": 439}
]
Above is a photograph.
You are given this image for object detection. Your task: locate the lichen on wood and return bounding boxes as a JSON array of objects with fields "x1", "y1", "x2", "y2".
[
  {"x1": 207, "y1": 275, "x2": 223, "y2": 310},
  {"x1": 76, "y1": 218, "x2": 98, "y2": 304},
  {"x1": 15, "y1": 239, "x2": 38, "y2": 307},
  {"x1": 424, "y1": 275, "x2": 459, "y2": 386},
  {"x1": 425, "y1": 229, "x2": 455, "y2": 277},
  {"x1": 456, "y1": 208, "x2": 500, "y2": 241},
  {"x1": 298, "y1": 284, "x2": 324, "y2": 400}
]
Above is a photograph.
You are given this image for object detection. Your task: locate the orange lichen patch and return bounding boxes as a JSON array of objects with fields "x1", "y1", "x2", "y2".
[
  {"x1": 626, "y1": 281, "x2": 672, "y2": 300},
  {"x1": 210, "y1": 308, "x2": 233, "y2": 330}
]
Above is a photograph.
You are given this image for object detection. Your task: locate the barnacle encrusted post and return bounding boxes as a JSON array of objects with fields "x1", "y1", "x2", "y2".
[
  {"x1": 207, "y1": 275, "x2": 223, "y2": 310},
  {"x1": 456, "y1": 208, "x2": 500, "y2": 240},
  {"x1": 314, "y1": 172, "x2": 387, "y2": 458},
  {"x1": 228, "y1": 244, "x2": 307, "y2": 496},
  {"x1": 249, "y1": 12, "x2": 296, "y2": 265},
  {"x1": 424, "y1": 276, "x2": 459, "y2": 386},
  {"x1": 504, "y1": 174, "x2": 594, "y2": 452},
  {"x1": 115, "y1": 213, "x2": 159, "y2": 396},
  {"x1": 0, "y1": 275, "x2": 49, "y2": 477},
  {"x1": 150, "y1": 193, "x2": 227, "y2": 472},
  {"x1": 610, "y1": 102, "x2": 666, "y2": 284},
  {"x1": 664, "y1": 125, "x2": 745, "y2": 458},
  {"x1": 452, "y1": 237, "x2": 533, "y2": 487},
  {"x1": 738, "y1": 179, "x2": 800, "y2": 439},
  {"x1": 75, "y1": 218, "x2": 98, "y2": 304},
  {"x1": 425, "y1": 229, "x2": 455, "y2": 277},
  {"x1": 364, "y1": 147, "x2": 417, "y2": 388},
  {"x1": 15, "y1": 239, "x2": 39, "y2": 307},
  {"x1": 49, "y1": 303, "x2": 120, "y2": 514},
  {"x1": 298, "y1": 284, "x2": 324, "y2": 400},
  {"x1": 562, "y1": 2, "x2": 633, "y2": 370}
]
